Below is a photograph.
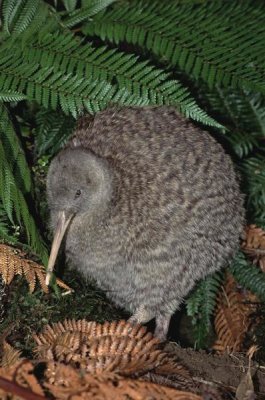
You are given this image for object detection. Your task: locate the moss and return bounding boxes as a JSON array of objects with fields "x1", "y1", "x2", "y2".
[{"x1": 1, "y1": 270, "x2": 127, "y2": 356}]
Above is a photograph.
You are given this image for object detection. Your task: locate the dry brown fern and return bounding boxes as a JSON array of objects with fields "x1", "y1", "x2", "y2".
[
  {"x1": 34, "y1": 320, "x2": 190, "y2": 382},
  {"x1": 0, "y1": 341, "x2": 22, "y2": 369},
  {"x1": 0, "y1": 342, "x2": 45, "y2": 400},
  {"x1": 213, "y1": 273, "x2": 257, "y2": 353},
  {"x1": 45, "y1": 362, "x2": 201, "y2": 400},
  {"x1": 0, "y1": 244, "x2": 72, "y2": 294},
  {"x1": 242, "y1": 224, "x2": 265, "y2": 272},
  {"x1": 0, "y1": 323, "x2": 200, "y2": 400}
]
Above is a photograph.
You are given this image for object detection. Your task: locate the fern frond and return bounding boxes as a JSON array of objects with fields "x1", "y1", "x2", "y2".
[
  {"x1": 45, "y1": 365, "x2": 198, "y2": 400},
  {"x1": 242, "y1": 154, "x2": 265, "y2": 220},
  {"x1": 0, "y1": 52, "x2": 120, "y2": 117},
  {"x1": 186, "y1": 272, "x2": 223, "y2": 348},
  {"x1": 214, "y1": 90, "x2": 264, "y2": 155},
  {"x1": 0, "y1": 104, "x2": 31, "y2": 193},
  {"x1": 213, "y1": 273, "x2": 257, "y2": 353},
  {"x1": 0, "y1": 91, "x2": 27, "y2": 102},
  {"x1": 11, "y1": 178, "x2": 47, "y2": 263},
  {"x1": 0, "y1": 205, "x2": 18, "y2": 245},
  {"x1": 0, "y1": 105, "x2": 47, "y2": 262},
  {"x1": 227, "y1": 131, "x2": 259, "y2": 159},
  {"x1": 84, "y1": 0, "x2": 265, "y2": 93},
  {"x1": 229, "y1": 251, "x2": 265, "y2": 301},
  {"x1": 195, "y1": 86, "x2": 265, "y2": 157},
  {"x1": 12, "y1": 0, "x2": 40, "y2": 35},
  {"x1": 2, "y1": 0, "x2": 49, "y2": 35},
  {"x1": 1, "y1": 0, "x2": 64, "y2": 52},
  {"x1": 61, "y1": 0, "x2": 78, "y2": 12},
  {"x1": 0, "y1": 243, "x2": 72, "y2": 293},
  {"x1": 0, "y1": 140, "x2": 18, "y2": 227},
  {"x1": 34, "y1": 319, "x2": 189, "y2": 382},
  {"x1": 2, "y1": 0, "x2": 21, "y2": 34},
  {"x1": 63, "y1": 0, "x2": 117, "y2": 28},
  {"x1": 35, "y1": 109, "x2": 75, "y2": 157},
  {"x1": 9, "y1": 30, "x2": 222, "y2": 126},
  {"x1": 0, "y1": 342, "x2": 22, "y2": 368},
  {"x1": 248, "y1": 93, "x2": 265, "y2": 136}
]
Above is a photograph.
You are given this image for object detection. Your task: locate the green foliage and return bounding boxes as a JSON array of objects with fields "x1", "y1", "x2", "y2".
[
  {"x1": 195, "y1": 87, "x2": 265, "y2": 157},
  {"x1": 0, "y1": 92, "x2": 27, "y2": 102},
  {"x1": 0, "y1": 27, "x2": 220, "y2": 124},
  {"x1": 229, "y1": 252, "x2": 265, "y2": 301},
  {"x1": 242, "y1": 155, "x2": 265, "y2": 221},
  {"x1": 63, "y1": 0, "x2": 117, "y2": 28},
  {"x1": 60, "y1": 0, "x2": 78, "y2": 12},
  {"x1": 0, "y1": 205, "x2": 19, "y2": 244},
  {"x1": 0, "y1": 0, "x2": 265, "y2": 349},
  {"x1": 0, "y1": 52, "x2": 117, "y2": 117},
  {"x1": 84, "y1": 0, "x2": 265, "y2": 93},
  {"x1": 0, "y1": 104, "x2": 31, "y2": 194},
  {"x1": 35, "y1": 108, "x2": 75, "y2": 157},
  {"x1": 186, "y1": 272, "x2": 223, "y2": 348},
  {"x1": 0, "y1": 104, "x2": 47, "y2": 262},
  {"x1": 2, "y1": 0, "x2": 52, "y2": 36},
  {"x1": 193, "y1": 81, "x2": 265, "y2": 224}
]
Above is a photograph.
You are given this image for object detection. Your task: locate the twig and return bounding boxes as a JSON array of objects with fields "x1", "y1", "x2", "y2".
[{"x1": 0, "y1": 376, "x2": 47, "y2": 400}]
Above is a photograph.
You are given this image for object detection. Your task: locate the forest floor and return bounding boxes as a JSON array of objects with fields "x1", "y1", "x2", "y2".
[
  {"x1": 1, "y1": 268, "x2": 265, "y2": 399},
  {"x1": 166, "y1": 343, "x2": 265, "y2": 399}
]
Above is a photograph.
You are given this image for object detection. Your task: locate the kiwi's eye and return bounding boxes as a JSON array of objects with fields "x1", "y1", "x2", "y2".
[{"x1": 75, "y1": 189, "x2": 82, "y2": 198}]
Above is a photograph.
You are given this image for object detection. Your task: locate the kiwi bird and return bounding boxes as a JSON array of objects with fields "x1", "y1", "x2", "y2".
[{"x1": 46, "y1": 106, "x2": 245, "y2": 340}]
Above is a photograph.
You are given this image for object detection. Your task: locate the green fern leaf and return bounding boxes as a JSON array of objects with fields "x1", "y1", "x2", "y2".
[
  {"x1": 63, "y1": 0, "x2": 117, "y2": 28},
  {"x1": 35, "y1": 108, "x2": 75, "y2": 157},
  {"x1": 196, "y1": 86, "x2": 265, "y2": 134},
  {"x1": 0, "y1": 104, "x2": 31, "y2": 193},
  {"x1": 61, "y1": 0, "x2": 78, "y2": 12},
  {"x1": 242, "y1": 154, "x2": 265, "y2": 220},
  {"x1": 0, "y1": 52, "x2": 120, "y2": 117},
  {"x1": 12, "y1": 0, "x2": 40, "y2": 34},
  {"x1": 2, "y1": 0, "x2": 21, "y2": 34},
  {"x1": 16, "y1": 189, "x2": 48, "y2": 263},
  {"x1": 2, "y1": 0, "x2": 59, "y2": 43},
  {"x1": 0, "y1": 204, "x2": 18, "y2": 245},
  {"x1": 84, "y1": 0, "x2": 265, "y2": 93},
  {"x1": 0, "y1": 105, "x2": 47, "y2": 263},
  {"x1": 186, "y1": 272, "x2": 223, "y2": 348},
  {"x1": 190, "y1": 83, "x2": 265, "y2": 158},
  {"x1": 0, "y1": 146, "x2": 15, "y2": 224},
  {"x1": 12, "y1": 31, "x2": 222, "y2": 126},
  {"x1": 229, "y1": 252, "x2": 265, "y2": 301},
  {"x1": 2, "y1": 0, "x2": 41, "y2": 35},
  {"x1": 0, "y1": 91, "x2": 27, "y2": 102},
  {"x1": 227, "y1": 131, "x2": 259, "y2": 159}
]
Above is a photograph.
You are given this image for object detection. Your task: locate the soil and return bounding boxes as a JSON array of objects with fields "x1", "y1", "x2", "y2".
[{"x1": 166, "y1": 343, "x2": 265, "y2": 399}]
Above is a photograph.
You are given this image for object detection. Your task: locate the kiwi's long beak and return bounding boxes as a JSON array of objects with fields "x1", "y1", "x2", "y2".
[{"x1": 46, "y1": 210, "x2": 73, "y2": 286}]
